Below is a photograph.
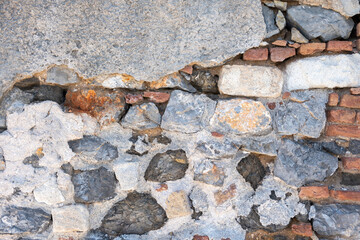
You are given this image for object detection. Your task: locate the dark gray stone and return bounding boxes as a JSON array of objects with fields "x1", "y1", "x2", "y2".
[
  {"x1": 61, "y1": 163, "x2": 74, "y2": 175},
  {"x1": 121, "y1": 103, "x2": 161, "y2": 131},
  {"x1": 68, "y1": 135, "x2": 118, "y2": 161},
  {"x1": 274, "y1": 139, "x2": 338, "y2": 187},
  {"x1": 101, "y1": 192, "x2": 167, "y2": 236},
  {"x1": 320, "y1": 141, "x2": 346, "y2": 156},
  {"x1": 196, "y1": 139, "x2": 239, "y2": 159},
  {"x1": 14, "y1": 77, "x2": 40, "y2": 89},
  {"x1": 274, "y1": 90, "x2": 328, "y2": 139},
  {"x1": 0, "y1": 0, "x2": 266, "y2": 98},
  {"x1": 237, "y1": 154, "x2": 266, "y2": 190},
  {"x1": 349, "y1": 140, "x2": 360, "y2": 154},
  {"x1": 0, "y1": 147, "x2": 5, "y2": 171},
  {"x1": 84, "y1": 230, "x2": 110, "y2": 240},
  {"x1": 0, "y1": 206, "x2": 51, "y2": 234},
  {"x1": 189, "y1": 69, "x2": 219, "y2": 93},
  {"x1": 25, "y1": 85, "x2": 65, "y2": 104},
  {"x1": 312, "y1": 204, "x2": 360, "y2": 239},
  {"x1": 262, "y1": 5, "x2": 280, "y2": 38},
  {"x1": 72, "y1": 167, "x2": 117, "y2": 203},
  {"x1": 23, "y1": 154, "x2": 41, "y2": 168},
  {"x1": 161, "y1": 90, "x2": 216, "y2": 133},
  {"x1": 144, "y1": 149, "x2": 188, "y2": 182},
  {"x1": 341, "y1": 173, "x2": 360, "y2": 186},
  {"x1": 287, "y1": 5, "x2": 354, "y2": 41}
]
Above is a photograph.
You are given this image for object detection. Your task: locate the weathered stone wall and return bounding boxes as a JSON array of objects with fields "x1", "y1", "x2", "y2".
[{"x1": 1, "y1": 0, "x2": 360, "y2": 239}]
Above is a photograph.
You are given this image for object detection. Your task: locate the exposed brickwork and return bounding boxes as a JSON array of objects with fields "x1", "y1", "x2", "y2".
[
  {"x1": 326, "y1": 41, "x2": 353, "y2": 52},
  {"x1": 243, "y1": 48, "x2": 268, "y2": 61},
  {"x1": 143, "y1": 91, "x2": 170, "y2": 103},
  {"x1": 298, "y1": 43, "x2": 326, "y2": 55},
  {"x1": 272, "y1": 40, "x2": 287, "y2": 47},
  {"x1": 350, "y1": 88, "x2": 360, "y2": 95},
  {"x1": 125, "y1": 93, "x2": 143, "y2": 104},
  {"x1": 326, "y1": 125, "x2": 360, "y2": 138},
  {"x1": 291, "y1": 223, "x2": 313, "y2": 237},
  {"x1": 342, "y1": 157, "x2": 360, "y2": 172},
  {"x1": 339, "y1": 94, "x2": 360, "y2": 108},
  {"x1": 327, "y1": 109, "x2": 356, "y2": 124},
  {"x1": 330, "y1": 190, "x2": 360, "y2": 203},
  {"x1": 299, "y1": 186, "x2": 330, "y2": 201},
  {"x1": 357, "y1": 23, "x2": 360, "y2": 37},
  {"x1": 328, "y1": 93, "x2": 339, "y2": 106},
  {"x1": 270, "y1": 47, "x2": 296, "y2": 62}
]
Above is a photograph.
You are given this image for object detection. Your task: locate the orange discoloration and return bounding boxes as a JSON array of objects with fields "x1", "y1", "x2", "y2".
[
  {"x1": 147, "y1": 73, "x2": 181, "y2": 89},
  {"x1": 36, "y1": 147, "x2": 44, "y2": 157},
  {"x1": 156, "y1": 183, "x2": 168, "y2": 192},
  {"x1": 214, "y1": 183, "x2": 237, "y2": 205}
]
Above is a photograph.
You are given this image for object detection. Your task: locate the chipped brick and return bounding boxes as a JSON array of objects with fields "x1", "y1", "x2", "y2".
[
  {"x1": 243, "y1": 48, "x2": 268, "y2": 61},
  {"x1": 298, "y1": 43, "x2": 326, "y2": 55},
  {"x1": 270, "y1": 47, "x2": 296, "y2": 62},
  {"x1": 327, "y1": 109, "x2": 356, "y2": 124},
  {"x1": 299, "y1": 186, "x2": 330, "y2": 201}
]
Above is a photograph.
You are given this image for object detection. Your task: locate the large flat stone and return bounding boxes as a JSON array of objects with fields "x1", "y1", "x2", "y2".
[
  {"x1": 284, "y1": 54, "x2": 360, "y2": 91},
  {"x1": 274, "y1": 139, "x2": 338, "y2": 187},
  {"x1": 287, "y1": 5, "x2": 354, "y2": 41},
  {"x1": 52, "y1": 205, "x2": 90, "y2": 233},
  {"x1": 209, "y1": 99, "x2": 272, "y2": 135},
  {"x1": 218, "y1": 65, "x2": 283, "y2": 98},
  {"x1": 311, "y1": 204, "x2": 360, "y2": 239},
  {"x1": 0, "y1": 0, "x2": 266, "y2": 98},
  {"x1": 299, "y1": 0, "x2": 360, "y2": 17}
]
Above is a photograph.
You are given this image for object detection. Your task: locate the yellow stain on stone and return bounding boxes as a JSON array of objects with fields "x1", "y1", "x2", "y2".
[{"x1": 175, "y1": 158, "x2": 187, "y2": 164}]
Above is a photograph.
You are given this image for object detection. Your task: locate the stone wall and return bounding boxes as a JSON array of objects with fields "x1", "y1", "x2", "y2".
[{"x1": 1, "y1": 0, "x2": 360, "y2": 239}]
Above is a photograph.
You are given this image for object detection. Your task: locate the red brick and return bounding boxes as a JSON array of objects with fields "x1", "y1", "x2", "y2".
[
  {"x1": 211, "y1": 132, "x2": 224, "y2": 138},
  {"x1": 143, "y1": 91, "x2": 170, "y2": 103},
  {"x1": 298, "y1": 43, "x2": 326, "y2": 55},
  {"x1": 350, "y1": 88, "x2": 360, "y2": 95},
  {"x1": 339, "y1": 94, "x2": 360, "y2": 109},
  {"x1": 328, "y1": 93, "x2": 339, "y2": 106},
  {"x1": 125, "y1": 94, "x2": 143, "y2": 104},
  {"x1": 270, "y1": 47, "x2": 296, "y2": 62},
  {"x1": 155, "y1": 183, "x2": 168, "y2": 192},
  {"x1": 193, "y1": 235, "x2": 209, "y2": 240},
  {"x1": 327, "y1": 109, "x2": 356, "y2": 124},
  {"x1": 326, "y1": 41, "x2": 353, "y2": 52},
  {"x1": 243, "y1": 48, "x2": 268, "y2": 61},
  {"x1": 357, "y1": 112, "x2": 360, "y2": 125},
  {"x1": 357, "y1": 23, "x2": 360, "y2": 37},
  {"x1": 330, "y1": 190, "x2": 360, "y2": 203},
  {"x1": 326, "y1": 125, "x2": 360, "y2": 138},
  {"x1": 180, "y1": 65, "x2": 193, "y2": 75},
  {"x1": 299, "y1": 186, "x2": 330, "y2": 201},
  {"x1": 342, "y1": 157, "x2": 360, "y2": 172},
  {"x1": 291, "y1": 223, "x2": 313, "y2": 237},
  {"x1": 272, "y1": 40, "x2": 287, "y2": 46},
  {"x1": 289, "y1": 42, "x2": 301, "y2": 49}
]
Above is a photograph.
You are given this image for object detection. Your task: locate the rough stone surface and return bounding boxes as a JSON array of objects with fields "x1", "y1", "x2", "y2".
[
  {"x1": 46, "y1": 65, "x2": 79, "y2": 85},
  {"x1": 276, "y1": 11, "x2": 286, "y2": 31},
  {"x1": 262, "y1": 5, "x2": 280, "y2": 38},
  {"x1": 210, "y1": 99, "x2": 272, "y2": 135},
  {"x1": 72, "y1": 167, "x2": 117, "y2": 203},
  {"x1": 161, "y1": 90, "x2": 216, "y2": 133},
  {"x1": 0, "y1": 206, "x2": 51, "y2": 234},
  {"x1": 34, "y1": 179, "x2": 65, "y2": 205},
  {"x1": 121, "y1": 103, "x2": 161, "y2": 130},
  {"x1": 101, "y1": 192, "x2": 167, "y2": 236},
  {"x1": 196, "y1": 139, "x2": 239, "y2": 159},
  {"x1": 25, "y1": 85, "x2": 65, "y2": 104},
  {"x1": 236, "y1": 154, "x2": 266, "y2": 190},
  {"x1": 144, "y1": 149, "x2": 188, "y2": 182},
  {"x1": 166, "y1": 191, "x2": 192, "y2": 218},
  {"x1": 194, "y1": 160, "x2": 226, "y2": 186},
  {"x1": 274, "y1": 90, "x2": 328, "y2": 138},
  {"x1": 291, "y1": 28, "x2": 309, "y2": 43},
  {"x1": 284, "y1": 54, "x2": 360, "y2": 91},
  {"x1": 68, "y1": 135, "x2": 118, "y2": 161},
  {"x1": 0, "y1": 0, "x2": 266, "y2": 98},
  {"x1": 189, "y1": 69, "x2": 219, "y2": 93},
  {"x1": 311, "y1": 204, "x2": 360, "y2": 239},
  {"x1": 287, "y1": 5, "x2": 354, "y2": 41},
  {"x1": 52, "y1": 205, "x2": 90, "y2": 233},
  {"x1": 274, "y1": 139, "x2": 338, "y2": 187},
  {"x1": 218, "y1": 65, "x2": 283, "y2": 98},
  {"x1": 113, "y1": 161, "x2": 139, "y2": 190},
  {"x1": 349, "y1": 140, "x2": 360, "y2": 154},
  {"x1": 299, "y1": 0, "x2": 360, "y2": 17}
]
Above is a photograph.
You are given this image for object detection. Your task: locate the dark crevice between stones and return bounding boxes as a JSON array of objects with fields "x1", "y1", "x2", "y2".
[
  {"x1": 188, "y1": 196, "x2": 203, "y2": 221},
  {"x1": 236, "y1": 154, "x2": 267, "y2": 190},
  {"x1": 341, "y1": 172, "x2": 360, "y2": 186}
]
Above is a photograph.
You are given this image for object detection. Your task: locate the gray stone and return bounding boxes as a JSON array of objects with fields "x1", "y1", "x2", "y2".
[
  {"x1": 209, "y1": 99, "x2": 272, "y2": 136},
  {"x1": 291, "y1": 28, "x2": 309, "y2": 43},
  {"x1": 311, "y1": 204, "x2": 360, "y2": 239},
  {"x1": 189, "y1": 187, "x2": 208, "y2": 213},
  {"x1": 0, "y1": 206, "x2": 51, "y2": 234},
  {"x1": 148, "y1": 72, "x2": 197, "y2": 93},
  {"x1": 285, "y1": 54, "x2": 360, "y2": 91},
  {"x1": 308, "y1": 141, "x2": 346, "y2": 156},
  {"x1": 341, "y1": 172, "x2": 360, "y2": 186},
  {"x1": 34, "y1": 179, "x2": 65, "y2": 205},
  {"x1": 161, "y1": 90, "x2": 216, "y2": 133},
  {"x1": 0, "y1": 148, "x2": 4, "y2": 171},
  {"x1": 14, "y1": 77, "x2": 40, "y2": 89},
  {"x1": 25, "y1": 85, "x2": 65, "y2": 104},
  {"x1": 0, "y1": 0, "x2": 266, "y2": 98},
  {"x1": 239, "y1": 132, "x2": 280, "y2": 156},
  {"x1": 188, "y1": 69, "x2": 218, "y2": 93},
  {"x1": 276, "y1": 11, "x2": 286, "y2": 31},
  {"x1": 144, "y1": 149, "x2": 188, "y2": 182},
  {"x1": 121, "y1": 103, "x2": 161, "y2": 131},
  {"x1": 23, "y1": 154, "x2": 42, "y2": 168},
  {"x1": 101, "y1": 192, "x2": 167, "y2": 236},
  {"x1": 274, "y1": 1, "x2": 287, "y2": 11},
  {"x1": 72, "y1": 167, "x2": 117, "y2": 203},
  {"x1": 218, "y1": 65, "x2": 283, "y2": 98},
  {"x1": 68, "y1": 135, "x2": 118, "y2": 161},
  {"x1": 194, "y1": 160, "x2": 226, "y2": 186},
  {"x1": 299, "y1": 0, "x2": 360, "y2": 17},
  {"x1": 85, "y1": 230, "x2": 110, "y2": 240},
  {"x1": 196, "y1": 139, "x2": 239, "y2": 159},
  {"x1": 349, "y1": 140, "x2": 360, "y2": 154},
  {"x1": 236, "y1": 154, "x2": 266, "y2": 190},
  {"x1": 52, "y1": 205, "x2": 90, "y2": 232},
  {"x1": 286, "y1": 5, "x2": 354, "y2": 41},
  {"x1": 262, "y1": 5, "x2": 280, "y2": 38},
  {"x1": 113, "y1": 161, "x2": 139, "y2": 190},
  {"x1": 46, "y1": 65, "x2": 79, "y2": 85},
  {"x1": 0, "y1": 87, "x2": 34, "y2": 128},
  {"x1": 274, "y1": 90, "x2": 328, "y2": 138},
  {"x1": 274, "y1": 139, "x2": 338, "y2": 187}
]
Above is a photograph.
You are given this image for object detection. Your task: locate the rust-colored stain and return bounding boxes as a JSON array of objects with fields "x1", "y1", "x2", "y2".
[
  {"x1": 147, "y1": 72, "x2": 180, "y2": 89},
  {"x1": 214, "y1": 183, "x2": 237, "y2": 205},
  {"x1": 35, "y1": 147, "x2": 44, "y2": 158},
  {"x1": 65, "y1": 86, "x2": 126, "y2": 125},
  {"x1": 215, "y1": 100, "x2": 271, "y2": 133},
  {"x1": 155, "y1": 183, "x2": 168, "y2": 192}
]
